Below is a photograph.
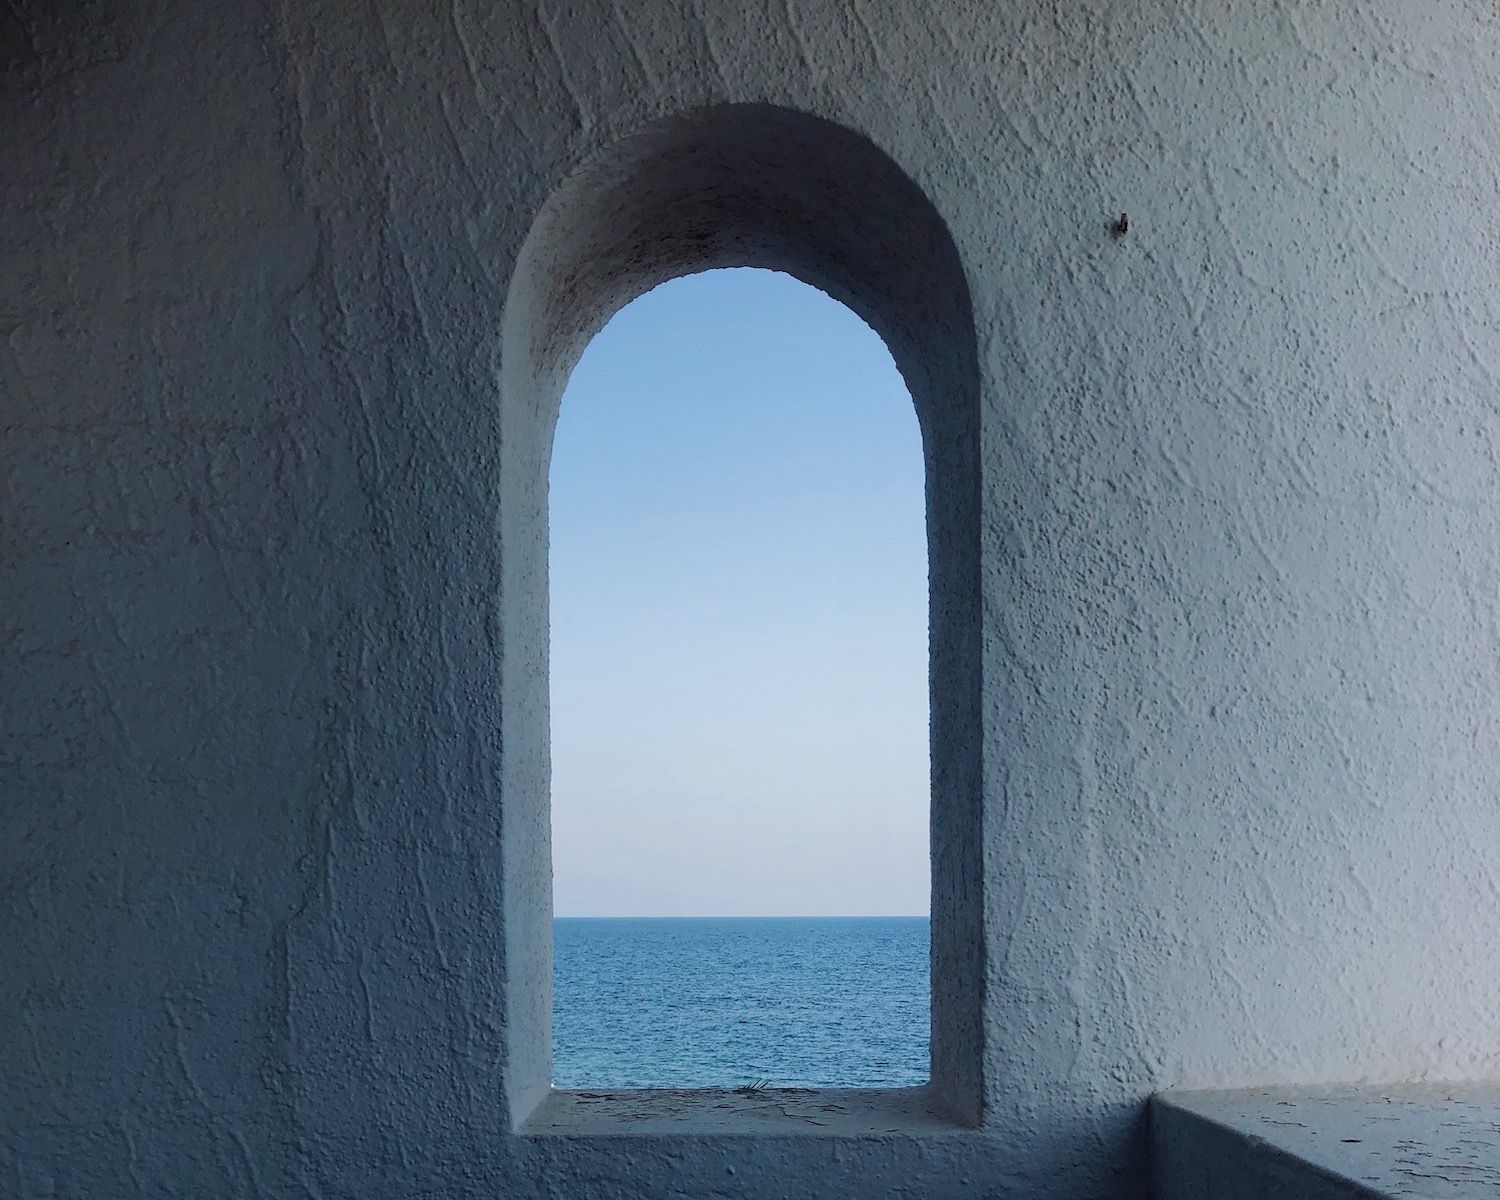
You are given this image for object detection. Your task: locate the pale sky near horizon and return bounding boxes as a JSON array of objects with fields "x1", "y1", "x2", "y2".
[{"x1": 549, "y1": 268, "x2": 929, "y2": 918}]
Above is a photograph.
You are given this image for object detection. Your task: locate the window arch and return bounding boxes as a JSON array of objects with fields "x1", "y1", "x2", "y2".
[{"x1": 500, "y1": 104, "x2": 982, "y2": 1125}]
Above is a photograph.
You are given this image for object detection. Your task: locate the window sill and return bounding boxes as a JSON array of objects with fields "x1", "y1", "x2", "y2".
[{"x1": 520, "y1": 1085, "x2": 970, "y2": 1137}]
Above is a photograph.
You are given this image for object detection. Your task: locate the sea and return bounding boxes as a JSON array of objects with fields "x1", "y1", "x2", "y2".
[{"x1": 552, "y1": 916, "x2": 929, "y2": 1089}]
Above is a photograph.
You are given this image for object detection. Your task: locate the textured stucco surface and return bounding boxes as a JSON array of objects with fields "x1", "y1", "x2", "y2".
[
  {"x1": 4, "y1": 1, "x2": 1500, "y2": 1197},
  {"x1": 523, "y1": 1087, "x2": 956, "y2": 1135},
  {"x1": 1155, "y1": 1085, "x2": 1500, "y2": 1199}
]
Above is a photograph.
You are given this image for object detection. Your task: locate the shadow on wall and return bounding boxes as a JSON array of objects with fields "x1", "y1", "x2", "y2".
[{"x1": 496, "y1": 104, "x2": 986, "y2": 1127}]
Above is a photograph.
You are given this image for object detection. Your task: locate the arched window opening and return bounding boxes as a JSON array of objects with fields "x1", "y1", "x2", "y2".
[
  {"x1": 549, "y1": 268, "x2": 929, "y2": 1089},
  {"x1": 499, "y1": 104, "x2": 982, "y2": 1129}
]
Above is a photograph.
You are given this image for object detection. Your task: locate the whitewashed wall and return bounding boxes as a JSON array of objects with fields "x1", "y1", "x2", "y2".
[{"x1": 3, "y1": 2, "x2": 1499, "y2": 1197}]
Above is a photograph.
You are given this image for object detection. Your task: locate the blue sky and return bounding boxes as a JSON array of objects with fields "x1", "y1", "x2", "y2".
[{"x1": 549, "y1": 269, "x2": 929, "y2": 917}]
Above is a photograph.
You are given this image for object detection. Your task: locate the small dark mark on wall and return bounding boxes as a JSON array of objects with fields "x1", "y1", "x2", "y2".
[{"x1": 1110, "y1": 212, "x2": 1130, "y2": 239}]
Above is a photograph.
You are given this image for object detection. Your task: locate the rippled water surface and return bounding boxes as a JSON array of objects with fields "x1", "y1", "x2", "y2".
[{"x1": 553, "y1": 917, "x2": 929, "y2": 1089}]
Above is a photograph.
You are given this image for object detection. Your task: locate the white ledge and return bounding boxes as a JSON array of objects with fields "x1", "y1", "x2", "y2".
[
  {"x1": 520, "y1": 1086, "x2": 970, "y2": 1137},
  {"x1": 1154, "y1": 1082, "x2": 1500, "y2": 1199}
]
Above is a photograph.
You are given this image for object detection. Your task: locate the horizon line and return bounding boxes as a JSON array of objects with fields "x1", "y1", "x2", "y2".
[{"x1": 553, "y1": 913, "x2": 930, "y2": 920}]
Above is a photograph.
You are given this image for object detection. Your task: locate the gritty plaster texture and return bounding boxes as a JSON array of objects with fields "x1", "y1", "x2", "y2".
[
  {"x1": 1154, "y1": 1085, "x2": 1500, "y2": 1199},
  {"x1": 4, "y1": 1, "x2": 1500, "y2": 1198},
  {"x1": 523, "y1": 1088, "x2": 957, "y2": 1136}
]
